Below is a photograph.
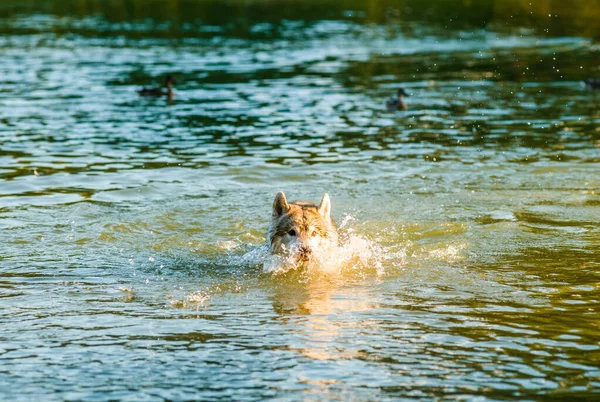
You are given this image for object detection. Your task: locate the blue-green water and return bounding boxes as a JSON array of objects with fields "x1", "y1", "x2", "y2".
[{"x1": 1, "y1": 1, "x2": 599, "y2": 400}]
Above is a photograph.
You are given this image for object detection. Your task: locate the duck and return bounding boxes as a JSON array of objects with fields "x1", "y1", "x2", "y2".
[
  {"x1": 138, "y1": 75, "x2": 175, "y2": 99},
  {"x1": 582, "y1": 78, "x2": 600, "y2": 90},
  {"x1": 386, "y1": 88, "x2": 409, "y2": 111}
]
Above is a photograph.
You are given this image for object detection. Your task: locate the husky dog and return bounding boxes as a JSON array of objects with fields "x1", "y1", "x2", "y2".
[{"x1": 267, "y1": 191, "x2": 338, "y2": 262}]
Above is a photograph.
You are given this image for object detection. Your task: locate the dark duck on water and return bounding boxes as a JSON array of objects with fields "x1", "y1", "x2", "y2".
[
  {"x1": 138, "y1": 75, "x2": 175, "y2": 99},
  {"x1": 386, "y1": 88, "x2": 409, "y2": 111},
  {"x1": 582, "y1": 78, "x2": 600, "y2": 90}
]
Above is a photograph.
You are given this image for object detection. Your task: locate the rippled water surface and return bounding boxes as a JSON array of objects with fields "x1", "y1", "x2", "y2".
[{"x1": 1, "y1": 0, "x2": 599, "y2": 400}]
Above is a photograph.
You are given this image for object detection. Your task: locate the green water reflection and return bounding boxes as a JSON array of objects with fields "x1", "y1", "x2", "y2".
[
  {"x1": 0, "y1": 0, "x2": 599, "y2": 401},
  {"x1": 1, "y1": 0, "x2": 599, "y2": 38}
]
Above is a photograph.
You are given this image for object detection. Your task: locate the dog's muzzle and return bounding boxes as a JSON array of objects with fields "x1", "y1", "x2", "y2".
[{"x1": 298, "y1": 245, "x2": 312, "y2": 261}]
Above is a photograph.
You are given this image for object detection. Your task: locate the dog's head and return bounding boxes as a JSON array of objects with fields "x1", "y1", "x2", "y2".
[{"x1": 267, "y1": 191, "x2": 338, "y2": 261}]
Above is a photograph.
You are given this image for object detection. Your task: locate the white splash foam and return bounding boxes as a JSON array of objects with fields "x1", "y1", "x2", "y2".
[
  {"x1": 246, "y1": 231, "x2": 385, "y2": 276},
  {"x1": 426, "y1": 244, "x2": 465, "y2": 263}
]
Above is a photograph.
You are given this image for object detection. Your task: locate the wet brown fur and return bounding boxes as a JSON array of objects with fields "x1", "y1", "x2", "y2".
[{"x1": 267, "y1": 192, "x2": 338, "y2": 260}]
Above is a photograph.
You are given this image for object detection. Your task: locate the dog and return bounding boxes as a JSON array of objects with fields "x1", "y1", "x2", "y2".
[{"x1": 266, "y1": 191, "x2": 338, "y2": 262}]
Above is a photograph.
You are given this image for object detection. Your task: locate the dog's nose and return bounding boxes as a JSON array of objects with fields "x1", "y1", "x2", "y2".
[{"x1": 298, "y1": 245, "x2": 312, "y2": 260}]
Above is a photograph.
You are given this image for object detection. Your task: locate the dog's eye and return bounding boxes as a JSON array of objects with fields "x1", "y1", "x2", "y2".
[
  {"x1": 288, "y1": 229, "x2": 297, "y2": 236},
  {"x1": 311, "y1": 231, "x2": 317, "y2": 237}
]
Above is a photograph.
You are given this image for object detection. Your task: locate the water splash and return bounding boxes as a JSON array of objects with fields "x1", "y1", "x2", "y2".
[
  {"x1": 238, "y1": 215, "x2": 388, "y2": 276},
  {"x1": 170, "y1": 291, "x2": 210, "y2": 310}
]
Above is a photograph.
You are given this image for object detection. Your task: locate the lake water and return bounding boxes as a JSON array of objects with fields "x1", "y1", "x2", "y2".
[{"x1": 1, "y1": 0, "x2": 599, "y2": 400}]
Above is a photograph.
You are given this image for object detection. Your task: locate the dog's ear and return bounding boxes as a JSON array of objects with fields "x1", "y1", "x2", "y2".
[
  {"x1": 273, "y1": 191, "x2": 290, "y2": 216},
  {"x1": 318, "y1": 193, "x2": 332, "y2": 218}
]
